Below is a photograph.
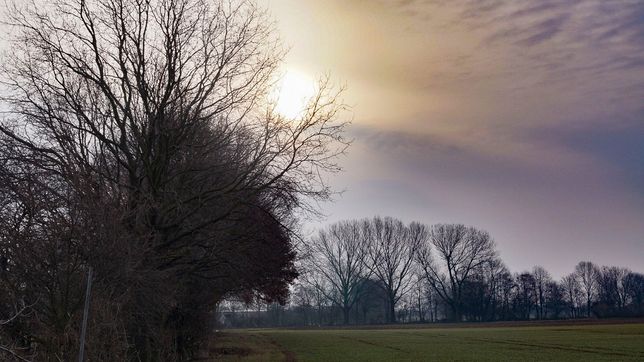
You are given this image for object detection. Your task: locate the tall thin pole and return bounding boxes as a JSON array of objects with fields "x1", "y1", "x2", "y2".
[{"x1": 78, "y1": 267, "x2": 93, "y2": 362}]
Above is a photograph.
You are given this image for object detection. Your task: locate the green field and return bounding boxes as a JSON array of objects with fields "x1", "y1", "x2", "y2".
[{"x1": 208, "y1": 323, "x2": 644, "y2": 361}]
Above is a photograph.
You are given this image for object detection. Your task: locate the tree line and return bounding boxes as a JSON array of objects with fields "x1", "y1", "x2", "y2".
[{"x1": 220, "y1": 217, "x2": 644, "y2": 328}]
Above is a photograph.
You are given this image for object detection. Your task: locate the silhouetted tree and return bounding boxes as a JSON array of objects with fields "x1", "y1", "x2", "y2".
[
  {"x1": 494, "y1": 268, "x2": 515, "y2": 320},
  {"x1": 575, "y1": 261, "x2": 599, "y2": 317},
  {"x1": 411, "y1": 274, "x2": 428, "y2": 323},
  {"x1": 624, "y1": 272, "x2": 644, "y2": 315},
  {"x1": 532, "y1": 266, "x2": 552, "y2": 320},
  {"x1": 365, "y1": 217, "x2": 427, "y2": 323},
  {"x1": 305, "y1": 220, "x2": 371, "y2": 324},
  {"x1": 595, "y1": 266, "x2": 631, "y2": 317},
  {"x1": 417, "y1": 224, "x2": 497, "y2": 321},
  {"x1": 515, "y1": 273, "x2": 536, "y2": 320},
  {"x1": 482, "y1": 259, "x2": 510, "y2": 321},
  {"x1": 562, "y1": 273, "x2": 582, "y2": 318},
  {"x1": 354, "y1": 278, "x2": 387, "y2": 324},
  {"x1": 0, "y1": 0, "x2": 347, "y2": 359},
  {"x1": 218, "y1": 257, "x2": 643, "y2": 328},
  {"x1": 545, "y1": 281, "x2": 566, "y2": 319}
]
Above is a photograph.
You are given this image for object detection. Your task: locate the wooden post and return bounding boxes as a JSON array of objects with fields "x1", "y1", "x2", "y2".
[{"x1": 78, "y1": 267, "x2": 93, "y2": 362}]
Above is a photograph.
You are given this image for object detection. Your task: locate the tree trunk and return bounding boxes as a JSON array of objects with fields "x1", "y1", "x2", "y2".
[
  {"x1": 388, "y1": 294, "x2": 396, "y2": 323},
  {"x1": 417, "y1": 293, "x2": 425, "y2": 323},
  {"x1": 450, "y1": 303, "x2": 461, "y2": 322},
  {"x1": 343, "y1": 306, "x2": 350, "y2": 325}
]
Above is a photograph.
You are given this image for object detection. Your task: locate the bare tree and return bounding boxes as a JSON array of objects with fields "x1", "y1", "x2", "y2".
[
  {"x1": 561, "y1": 273, "x2": 582, "y2": 318},
  {"x1": 305, "y1": 220, "x2": 371, "y2": 324},
  {"x1": 290, "y1": 281, "x2": 318, "y2": 326},
  {"x1": 481, "y1": 258, "x2": 509, "y2": 321},
  {"x1": 575, "y1": 261, "x2": 599, "y2": 318},
  {"x1": 625, "y1": 272, "x2": 644, "y2": 308},
  {"x1": 417, "y1": 224, "x2": 497, "y2": 321},
  {"x1": 365, "y1": 217, "x2": 427, "y2": 323},
  {"x1": 294, "y1": 271, "x2": 332, "y2": 326},
  {"x1": 497, "y1": 269, "x2": 516, "y2": 321},
  {"x1": 411, "y1": 273, "x2": 427, "y2": 323},
  {"x1": 1, "y1": 0, "x2": 347, "y2": 256},
  {"x1": 597, "y1": 266, "x2": 631, "y2": 312},
  {"x1": 424, "y1": 283, "x2": 441, "y2": 322},
  {"x1": 0, "y1": 0, "x2": 347, "y2": 358},
  {"x1": 545, "y1": 281, "x2": 566, "y2": 319},
  {"x1": 1, "y1": 302, "x2": 36, "y2": 362},
  {"x1": 515, "y1": 272, "x2": 536, "y2": 320},
  {"x1": 532, "y1": 266, "x2": 552, "y2": 320}
]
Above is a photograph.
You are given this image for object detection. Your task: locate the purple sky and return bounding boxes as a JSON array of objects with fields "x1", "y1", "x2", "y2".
[{"x1": 268, "y1": 0, "x2": 644, "y2": 277}]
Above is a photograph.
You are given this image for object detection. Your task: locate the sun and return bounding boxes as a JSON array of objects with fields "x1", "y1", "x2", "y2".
[{"x1": 273, "y1": 69, "x2": 316, "y2": 119}]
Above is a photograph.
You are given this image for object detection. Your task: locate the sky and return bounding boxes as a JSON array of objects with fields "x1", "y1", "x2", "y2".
[{"x1": 266, "y1": 0, "x2": 644, "y2": 278}]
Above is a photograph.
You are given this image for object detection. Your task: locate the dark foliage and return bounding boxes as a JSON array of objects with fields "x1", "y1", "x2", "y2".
[{"x1": 0, "y1": 0, "x2": 347, "y2": 360}]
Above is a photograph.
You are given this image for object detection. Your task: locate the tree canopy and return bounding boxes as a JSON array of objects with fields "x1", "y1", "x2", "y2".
[{"x1": 0, "y1": 0, "x2": 347, "y2": 359}]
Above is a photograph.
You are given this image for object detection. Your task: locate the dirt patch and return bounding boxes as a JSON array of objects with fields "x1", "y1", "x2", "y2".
[
  {"x1": 210, "y1": 346, "x2": 252, "y2": 357},
  {"x1": 202, "y1": 332, "x2": 289, "y2": 361},
  {"x1": 266, "y1": 335, "x2": 297, "y2": 361}
]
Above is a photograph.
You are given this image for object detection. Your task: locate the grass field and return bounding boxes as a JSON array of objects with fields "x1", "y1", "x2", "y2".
[{"x1": 207, "y1": 322, "x2": 644, "y2": 361}]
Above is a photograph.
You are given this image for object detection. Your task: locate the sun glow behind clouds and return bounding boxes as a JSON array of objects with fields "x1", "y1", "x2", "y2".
[{"x1": 274, "y1": 69, "x2": 316, "y2": 119}]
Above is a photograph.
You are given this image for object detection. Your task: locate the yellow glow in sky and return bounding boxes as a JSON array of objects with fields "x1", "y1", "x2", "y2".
[
  {"x1": 267, "y1": 0, "x2": 644, "y2": 277},
  {"x1": 274, "y1": 69, "x2": 316, "y2": 119}
]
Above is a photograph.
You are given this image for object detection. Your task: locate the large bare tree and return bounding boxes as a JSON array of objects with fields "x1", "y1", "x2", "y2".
[
  {"x1": 417, "y1": 224, "x2": 497, "y2": 321},
  {"x1": 365, "y1": 217, "x2": 427, "y2": 323},
  {"x1": 575, "y1": 261, "x2": 599, "y2": 318},
  {"x1": 305, "y1": 220, "x2": 371, "y2": 324},
  {"x1": 597, "y1": 266, "x2": 631, "y2": 312},
  {"x1": 0, "y1": 0, "x2": 347, "y2": 359},
  {"x1": 532, "y1": 266, "x2": 552, "y2": 320},
  {"x1": 561, "y1": 273, "x2": 582, "y2": 318}
]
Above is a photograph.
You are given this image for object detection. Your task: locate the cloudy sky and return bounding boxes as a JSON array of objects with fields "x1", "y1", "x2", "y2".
[{"x1": 267, "y1": 0, "x2": 644, "y2": 277}]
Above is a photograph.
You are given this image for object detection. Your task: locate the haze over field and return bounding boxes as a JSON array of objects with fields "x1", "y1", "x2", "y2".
[{"x1": 268, "y1": 0, "x2": 644, "y2": 277}]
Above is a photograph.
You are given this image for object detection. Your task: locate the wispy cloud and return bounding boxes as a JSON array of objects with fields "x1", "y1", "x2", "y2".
[{"x1": 272, "y1": 0, "x2": 644, "y2": 274}]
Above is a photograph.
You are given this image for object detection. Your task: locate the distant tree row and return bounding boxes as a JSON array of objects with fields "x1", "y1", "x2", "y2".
[{"x1": 219, "y1": 217, "x2": 644, "y2": 327}]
